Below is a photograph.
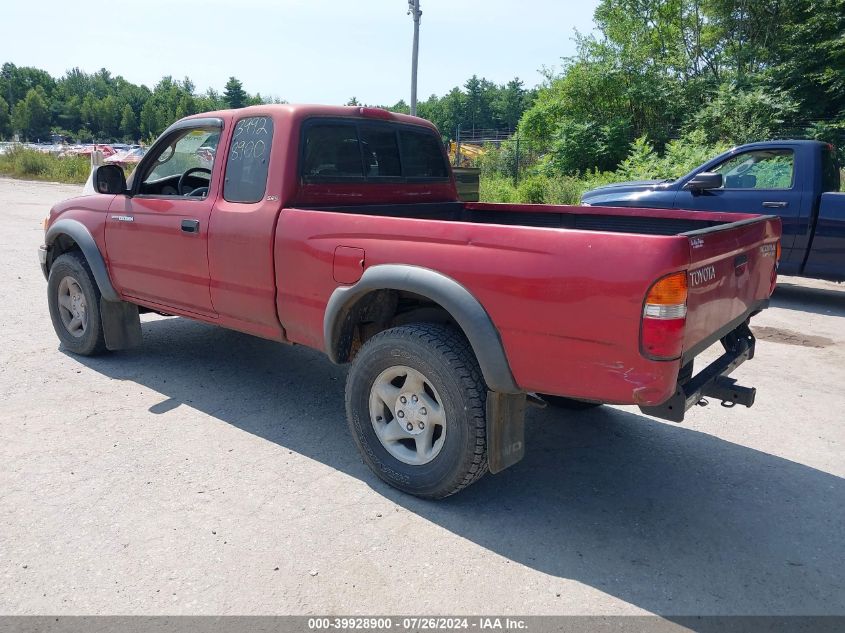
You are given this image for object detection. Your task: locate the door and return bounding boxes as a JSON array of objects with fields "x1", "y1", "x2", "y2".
[
  {"x1": 674, "y1": 148, "x2": 803, "y2": 261},
  {"x1": 106, "y1": 124, "x2": 223, "y2": 315}
]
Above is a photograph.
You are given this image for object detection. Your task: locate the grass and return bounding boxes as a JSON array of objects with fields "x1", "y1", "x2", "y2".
[
  {"x1": 0, "y1": 146, "x2": 90, "y2": 184},
  {"x1": 479, "y1": 174, "x2": 609, "y2": 205}
]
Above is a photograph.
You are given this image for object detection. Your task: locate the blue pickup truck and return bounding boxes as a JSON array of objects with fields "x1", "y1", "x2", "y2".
[{"x1": 581, "y1": 140, "x2": 845, "y2": 281}]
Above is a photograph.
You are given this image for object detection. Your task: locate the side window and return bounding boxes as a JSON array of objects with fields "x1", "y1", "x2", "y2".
[
  {"x1": 821, "y1": 145, "x2": 841, "y2": 193},
  {"x1": 399, "y1": 130, "x2": 448, "y2": 178},
  {"x1": 140, "y1": 127, "x2": 220, "y2": 196},
  {"x1": 302, "y1": 124, "x2": 362, "y2": 180},
  {"x1": 712, "y1": 149, "x2": 795, "y2": 190},
  {"x1": 224, "y1": 116, "x2": 274, "y2": 203}
]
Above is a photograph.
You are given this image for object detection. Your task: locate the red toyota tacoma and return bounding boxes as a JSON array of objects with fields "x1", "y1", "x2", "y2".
[{"x1": 38, "y1": 105, "x2": 781, "y2": 498}]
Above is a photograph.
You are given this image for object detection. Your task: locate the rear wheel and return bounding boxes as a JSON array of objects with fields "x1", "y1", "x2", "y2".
[
  {"x1": 345, "y1": 323, "x2": 488, "y2": 499},
  {"x1": 47, "y1": 252, "x2": 108, "y2": 356}
]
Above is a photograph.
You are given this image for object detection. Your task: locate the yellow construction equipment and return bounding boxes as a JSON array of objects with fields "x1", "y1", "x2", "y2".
[{"x1": 447, "y1": 141, "x2": 485, "y2": 167}]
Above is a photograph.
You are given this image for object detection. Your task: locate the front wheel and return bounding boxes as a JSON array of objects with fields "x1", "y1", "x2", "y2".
[
  {"x1": 345, "y1": 323, "x2": 488, "y2": 499},
  {"x1": 47, "y1": 252, "x2": 108, "y2": 356}
]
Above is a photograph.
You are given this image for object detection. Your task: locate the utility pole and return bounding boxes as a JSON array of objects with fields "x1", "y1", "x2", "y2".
[
  {"x1": 455, "y1": 125, "x2": 462, "y2": 167},
  {"x1": 408, "y1": 0, "x2": 421, "y2": 116}
]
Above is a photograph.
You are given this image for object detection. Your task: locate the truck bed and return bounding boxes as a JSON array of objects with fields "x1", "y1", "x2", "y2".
[
  {"x1": 309, "y1": 201, "x2": 754, "y2": 236},
  {"x1": 276, "y1": 201, "x2": 780, "y2": 407}
]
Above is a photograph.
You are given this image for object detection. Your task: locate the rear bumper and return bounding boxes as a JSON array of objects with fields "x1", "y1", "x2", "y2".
[
  {"x1": 639, "y1": 321, "x2": 757, "y2": 422},
  {"x1": 38, "y1": 244, "x2": 49, "y2": 280}
]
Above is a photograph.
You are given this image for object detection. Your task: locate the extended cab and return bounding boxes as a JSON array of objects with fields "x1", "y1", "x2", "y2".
[
  {"x1": 582, "y1": 140, "x2": 844, "y2": 281},
  {"x1": 39, "y1": 105, "x2": 781, "y2": 498}
]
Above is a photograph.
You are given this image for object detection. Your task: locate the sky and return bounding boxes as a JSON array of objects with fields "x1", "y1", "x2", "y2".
[{"x1": 1, "y1": 0, "x2": 600, "y2": 105}]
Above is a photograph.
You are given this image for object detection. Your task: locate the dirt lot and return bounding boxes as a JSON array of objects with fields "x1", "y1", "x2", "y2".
[{"x1": 1, "y1": 177, "x2": 843, "y2": 616}]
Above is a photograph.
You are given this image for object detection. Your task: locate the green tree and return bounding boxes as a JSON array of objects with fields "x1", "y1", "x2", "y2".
[
  {"x1": 463, "y1": 76, "x2": 485, "y2": 131},
  {"x1": 80, "y1": 94, "x2": 97, "y2": 131},
  {"x1": 96, "y1": 95, "x2": 119, "y2": 139},
  {"x1": 0, "y1": 63, "x2": 55, "y2": 107},
  {"x1": 435, "y1": 87, "x2": 466, "y2": 138},
  {"x1": 546, "y1": 118, "x2": 632, "y2": 174},
  {"x1": 54, "y1": 95, "x2": 81, "y2": 133},
  {"x1": 223, "y1": 77, "x2": 247, "y2": 109},
  {"x1": 174, "y1": 93, "x2": 193, "y2": 121},
  {"x1": 139, "y1": 100, "x2": 159, "y2": 138},
  {"x1": 12, "y1": 87, "x2": 51, "y2": 140},
  {"x1": 765, "y1": 0, "x2": 845, "y2": 123},
  {"x1": 12, "y1": 97, "x2": 29, "y2": 139},
  {"x1": 690, "y1": 84, "x2": 799, "y2": 145},
  {"x1": 492, "y1": 78, "x2": 526, "y2": 130},
  {"x1": 120, "y1": 104, "x2": 138, "y2": 141},
  {"x1": 388, "y1": 99, "x2": 410, "y2": 114},
  {"x1": 0, "y1": 95, "x2": 10, "y2": 138},
  {"x1": 514, "y1": 0, "x2": 843, "y2": 176},
  {"x1": 196, "y1": 88, "x2": 226, "y2": 112}
]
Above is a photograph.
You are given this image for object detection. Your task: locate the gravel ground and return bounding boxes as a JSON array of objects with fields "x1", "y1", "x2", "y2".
[{"x1": 1, "y1": 177, "x2": 843, "y2": 616}]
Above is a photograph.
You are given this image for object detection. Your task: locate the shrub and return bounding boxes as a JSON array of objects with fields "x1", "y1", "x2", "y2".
[
  {"x1": 15, "y1": 147, "x2": 51, "y2": 177},
  {"x1": 544, "y1": 118, "x2": 632, "y2": 175},
  {"x1": 478, "y1": 143, "x2": 516, "y2": 179},
  {"x1": 479, "y1": 130, "x2": 736, "y2": 205},
  {"x1": 690, "y1": 85, "x2": 799, "y2": 146},
  {"x1": 545, "y1": 176, "x2": 590, "y2": 205},
  {"x1": 0, "y1": 146, "x2": 90, "y2": 184},
  {"x1": 479, "y1": 175, "x2": 517, "y2": 203},
  {"x1": 612, "y1": 131, "x2": 731, "y2": 182},
  {"x1": 516, "y1": 175, "x2": 548, "y2": 203}
]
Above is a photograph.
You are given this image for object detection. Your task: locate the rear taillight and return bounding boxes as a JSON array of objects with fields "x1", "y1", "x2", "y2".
[{"x1": 641, "y1": 271, "x2": 688, "y2": 360}]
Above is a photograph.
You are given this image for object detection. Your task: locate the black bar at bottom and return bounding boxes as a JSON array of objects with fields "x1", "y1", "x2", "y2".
[{"x1": 640, "y1": 322, "x2": 756, "y2": 423}]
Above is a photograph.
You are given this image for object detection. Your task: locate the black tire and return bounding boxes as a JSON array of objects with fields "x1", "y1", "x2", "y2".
[
  {"x1": 541, "y1": 395, "x2": 602, "y2": 410},
  {"x1": 47, "y1": 251, "x2": 108, "y2": 356},
  {"x1": 345, "y1": 323, "x2": 488, "y2": 499}
]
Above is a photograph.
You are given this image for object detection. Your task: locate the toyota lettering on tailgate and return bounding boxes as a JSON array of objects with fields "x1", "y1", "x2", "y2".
[{"x1": 689, "y1": 265, "x2": 716, "y2": 286}]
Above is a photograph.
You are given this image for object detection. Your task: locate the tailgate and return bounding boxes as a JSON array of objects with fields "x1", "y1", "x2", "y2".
[{"x1": 682, "y1": 215, "x2": 781, "y2": 361}]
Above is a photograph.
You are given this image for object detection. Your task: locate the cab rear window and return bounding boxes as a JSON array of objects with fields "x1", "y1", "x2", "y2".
[
  {"x1": 398, "y1": 129, "x2": 449, "y2": 178},
  {"x1": 301, "y1": 119, "x2": 449, "y2": 183}
]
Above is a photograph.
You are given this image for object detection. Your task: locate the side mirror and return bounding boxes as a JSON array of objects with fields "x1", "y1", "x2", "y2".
[
  {"x1": 683, "y1": 172, "x2": 723, "y2": 192},
  {"x1": 92, "y1": 164, "x2": 128, "y2": 195}
]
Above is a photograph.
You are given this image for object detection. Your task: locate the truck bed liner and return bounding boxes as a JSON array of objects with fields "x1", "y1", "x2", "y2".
[{"x1": 310, "y1": 201, "x2": 730, "y2": 236}]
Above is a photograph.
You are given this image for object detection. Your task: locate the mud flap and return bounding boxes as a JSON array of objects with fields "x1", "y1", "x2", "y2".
[
  {"x1": 486, "y1": 392, "x2": 526, "y2": 474},
  {"x1": 101, "y1": 299, "x2": 142, "y2": 351}
]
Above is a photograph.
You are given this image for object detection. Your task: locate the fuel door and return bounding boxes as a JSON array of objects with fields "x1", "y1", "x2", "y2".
[{"x1": 333, "y1": 246, "x2": 365, "y2": 284}]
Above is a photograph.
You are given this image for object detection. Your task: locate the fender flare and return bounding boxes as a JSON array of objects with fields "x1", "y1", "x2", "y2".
[
  {"x1": 45, "y1": 219, "x2": 120, "y2": 302},
  {"x1": 323, "y1": 264, "x2": 520, "y2": 394}
]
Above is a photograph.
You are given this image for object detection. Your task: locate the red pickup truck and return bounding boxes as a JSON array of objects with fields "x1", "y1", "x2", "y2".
[{"x1": 38, "y1": 105, "x2": 781, "y2": 498}]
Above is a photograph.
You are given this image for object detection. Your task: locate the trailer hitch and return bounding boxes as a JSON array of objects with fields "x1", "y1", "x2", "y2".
[
  {"x1": 703, "y1": 376, "x2": 757, "y2": 408},
  {"x1": 640, "y1": 322, "x2": 757, "y2": 422}
]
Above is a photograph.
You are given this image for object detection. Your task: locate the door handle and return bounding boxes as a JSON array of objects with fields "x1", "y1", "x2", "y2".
[
  {"x1": 181, "y1": 219, "x2": 200, "y2": 233},
  {"x1": 762, "y1": 201, "x2": 788, "y2": 208}
]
